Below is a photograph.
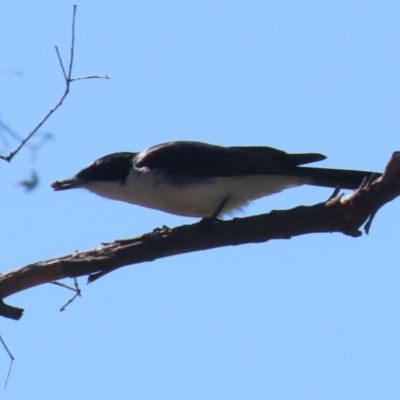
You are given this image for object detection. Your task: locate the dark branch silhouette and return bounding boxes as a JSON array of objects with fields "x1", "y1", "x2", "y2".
[
  {"x1": 0, "y1": 152, "x2": 399, "y2": 321},
  {"x1": 0, "y1": 5, "x2": 109, "y2": 163}
]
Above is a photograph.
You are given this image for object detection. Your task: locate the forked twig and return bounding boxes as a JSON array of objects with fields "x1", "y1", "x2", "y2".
[
  {"x1": 52, "y1": 278, "x2": 82, "y2": 311},
  {"x1": 0, "y1": 5, "x2": 109, "y2": 162}
]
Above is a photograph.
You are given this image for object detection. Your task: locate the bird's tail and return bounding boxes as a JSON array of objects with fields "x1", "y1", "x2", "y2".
[{"x1": 298, "y1": 167, "x2": 381, "y2": 190}]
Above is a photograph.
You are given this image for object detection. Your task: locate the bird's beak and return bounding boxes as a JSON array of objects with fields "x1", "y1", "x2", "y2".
[{"x1": 51, "y1": 177, "x2": 82, "y2": 191}]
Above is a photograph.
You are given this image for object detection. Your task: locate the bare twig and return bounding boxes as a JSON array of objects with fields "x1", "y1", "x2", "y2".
[
  {"x1": 0, "y1": 5, "x2": 109, "y2": 162},
  {"x1": 0, "y1": 333, "x2": 14, "y2": 389},
  {"x1": 55, "y1": 46, "x2": 68, "y2": 82},
  {"x1": 70, "y1": 75, "x2": 110, "y2": 81},
  {"x1": 51, "y1": 279, "x2": 79, "y2": 292},
  {"x1": 59, "y1": 291, "x2": 81, "y2": 312},
  {"x1": 51, "y1": 278, "x2": 82, "y2": 311},
  {"x1": 67, "y1": 5, "x2": 76, "y2": 81},
  {"x1": 327, "y1": 186, "x2": 341, "y2": 201},
  {"x1": 0, "y1": 152, "x2": 399, "y2": 321},
  {"x1": 59, "y1": 278, "x2": 81, "y2": 312}
]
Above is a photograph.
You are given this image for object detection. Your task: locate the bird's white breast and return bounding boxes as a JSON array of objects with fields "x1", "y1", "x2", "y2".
[{"x1": 83, "y1": 168, "x2": 310, "y2": 218}]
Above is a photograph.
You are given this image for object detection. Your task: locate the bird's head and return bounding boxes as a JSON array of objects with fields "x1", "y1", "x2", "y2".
[{"x1": 51, "y1": 152, "x2": 136, "y2": 191}]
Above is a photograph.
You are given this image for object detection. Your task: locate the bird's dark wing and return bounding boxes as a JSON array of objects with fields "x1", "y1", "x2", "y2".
[
  {"x1": 134, "y1": 141, "x2": 327, "y2": 177},
  {"x1": 230, "y1": 146, "x2": 326, "y2": 166}
]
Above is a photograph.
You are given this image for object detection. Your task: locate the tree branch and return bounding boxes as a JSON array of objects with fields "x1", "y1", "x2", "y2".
[
  {"x1": 0, "y1": 5, "x2": 109, "y2": 162},
  {"x1": 0, "y1": 332, "x2": 14, "y2": 389},
  {"x1": 1, "y1": 152, "x2": 399, "y2": 320}
]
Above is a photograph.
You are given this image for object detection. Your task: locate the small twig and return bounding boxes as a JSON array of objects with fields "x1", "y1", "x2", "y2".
[
  {"x1": 327, "y1": 186, "x2": 341, "y2": 201},
  {"x1": 0, "y1": 5, "x2": 109, "y2": 163},
  {"x1": 53, "y1": 278, "x2": 82, "y2": 312},
  {"x1": 67, "y1": 5, "x2": 77, "y2": 81},
  {"x1": 51, "y1": 280, "x2": 78, "y2": 292},
  {"x1": 54, "y1": 46, "x2": 68, "y2": 82},
  {"x1": 364, "y1": 211, "x2": 377, "y2": 234},
  {"x1": 70, "y1": 75, "x2": 110, "y2": 81},
  {"x1": 0, "y1": 333, "x2": 14, "y2": 389},
  {"x1": 60, "y1": 292, "x2": 81, "y2": 312}
]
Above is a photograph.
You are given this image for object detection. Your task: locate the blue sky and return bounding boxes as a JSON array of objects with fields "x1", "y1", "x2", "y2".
[{"x1": 1, "y1": 2, "x2": 400, "y2": 399}]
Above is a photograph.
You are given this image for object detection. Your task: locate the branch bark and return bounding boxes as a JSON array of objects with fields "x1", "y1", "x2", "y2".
[{"x1": 1, "y1": 152, "x2": 399, "y2": 321}]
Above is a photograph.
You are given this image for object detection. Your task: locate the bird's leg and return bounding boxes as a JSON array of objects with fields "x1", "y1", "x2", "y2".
[
  {"x1": 199, "y1": 196, "x2": 230, "y2": 225},
  {"x1": 211, "y1": 196, "x2": 230, "y2": 219}
]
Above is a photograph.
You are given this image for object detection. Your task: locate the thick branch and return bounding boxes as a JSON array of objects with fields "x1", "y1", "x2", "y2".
[{"x1": 0, "y1": 152, "x2": 399, "y2": 320}]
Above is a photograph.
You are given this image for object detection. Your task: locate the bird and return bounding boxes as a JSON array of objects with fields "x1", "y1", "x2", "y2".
[{"x1": 51, "y1": 141, "x2": 379, "y2": 219}]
